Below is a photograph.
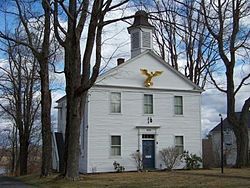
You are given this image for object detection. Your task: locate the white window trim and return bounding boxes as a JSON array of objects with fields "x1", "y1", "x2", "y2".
[
  {"x1": 110, "y1": 92, "x2": 122, "y2": 114},
  {"x1": 143, "y1": 94, "x2": 154, "y2": 115},
  {"x1": 110, "y1": 135, "x2": 122, "y2": 157}
]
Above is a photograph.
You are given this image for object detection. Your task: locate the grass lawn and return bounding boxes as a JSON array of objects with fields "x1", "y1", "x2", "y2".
[{"x1": 19, "y1": 168, "x2": 250, "y2": 188}]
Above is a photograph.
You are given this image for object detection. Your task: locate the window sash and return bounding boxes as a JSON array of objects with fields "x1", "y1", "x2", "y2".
[
  {"x1": 111, "y1": 146, "x2": 121, "y2": 156},
  {"x1": 111, "y1": 92, "x2": 121, "y2": 113},
  {"x1": 174, "y1": 96, "x2": 183, "y2": 115},
  {"x1": 175, "y1": 136, "x2": 184, "y2": 154},
  {"x1": 144, "y1": 94, "x2": 153, "y2": 114},
  {"x1": 175, "y1": 145, "x2": 184, "y2": 154}
]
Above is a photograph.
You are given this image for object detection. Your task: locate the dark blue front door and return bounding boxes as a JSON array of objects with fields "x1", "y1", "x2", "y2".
[{"x1": 142, "y1": 140, "x2": 155, "y2": 169}]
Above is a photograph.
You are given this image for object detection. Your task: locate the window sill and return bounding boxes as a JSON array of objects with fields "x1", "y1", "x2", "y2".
[
  {"x1": 173, "y1": 114, "x2": 184, "y2": 117},
  {"x1": 143, "y1": 114, "x2": 154, "y2": 116},
  {"x1": 109, "y1": 113, "x2": 122, "y2": 115},
  {"x1": 109, "y1": 156, "x2": 122, "y2": 159}
]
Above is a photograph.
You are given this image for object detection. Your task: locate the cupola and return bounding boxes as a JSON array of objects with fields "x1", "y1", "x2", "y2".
[{"x1": 127, "y1": 11, "x2": 154, "y2": 58}]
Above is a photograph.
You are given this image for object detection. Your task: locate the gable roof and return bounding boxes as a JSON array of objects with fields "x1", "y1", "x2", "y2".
[
  {"x1": 56, "y1": 50, "x2": 203, "y2": 103},
  {"x1": 96, "y1": 50, "x2": 204, "y2": 92},
  {"x1": 210, "y1": 112, "x2": 250, "y2": 132}
]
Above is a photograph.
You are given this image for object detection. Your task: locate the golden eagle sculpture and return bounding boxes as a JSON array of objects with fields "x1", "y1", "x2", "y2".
[{"x1": 140, "y1": 69, "x2": 163, "y2": 87}]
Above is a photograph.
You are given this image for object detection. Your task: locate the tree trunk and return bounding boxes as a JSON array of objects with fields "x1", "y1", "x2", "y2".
[
  {"x1": 235, "y1": 129, "x2": 249, "y2": 167},
  {"x1": 65, "y1": 94, "x2": 83, "y2": 179},
  {"x1": 225, "y1": 63, "x2": 249, "y2": 167},
  {"x1": 11, "y1": 139, "x2": 15, "y2": 174},
  {"x1": 10, "y1": 125, "x2": 16, "y2": 174},
  {"x1": 235, "y1": 97, "x2": 250, "y2": 167},
  {"x1": 40, "y1": 0, "x2": 52, "y2": 177},
  {"x1": 40, "y1": 60, "x2": 52, "y2": 176},
  {"x1": 19, "y1": 134, "x2": 29, "y2": 175},
  {"x1": 63, "y1": 37, "x2": 82, "y2": 179}
]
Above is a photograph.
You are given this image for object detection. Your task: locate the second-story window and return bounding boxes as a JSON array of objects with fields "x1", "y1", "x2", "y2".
[
  {"x1": 144, "y1": 94, "x2": 153, "y2": 114},
  {"x1": 110, "y1": 92, "x2": 121, "y2": 113},
  {"x1": 174, "y1": 96, "x2": 183, "y2": 115}
]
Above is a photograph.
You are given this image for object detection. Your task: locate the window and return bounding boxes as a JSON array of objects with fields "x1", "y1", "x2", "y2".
[
  {"x1": 142, "y1": 134, "x2": 155, "y2": 139},
  {"x1": 224, "y1": 130, "x2": 232, "y2": 146},
  {"x1": 110, "y1": 92, "x2": 121, "y2": 113},
  {"x1": 174, "y1": 96, "x2": 183, "y2": 115},
  {"x1": 111, "y1": 136, "x2": 121, "y2": 156},
  {"x1": 144, "y1": 94, "x2": 153, "y2": 114},
  {"x1": 175, "y1": 136, "x2": 184, "y2": 154}
]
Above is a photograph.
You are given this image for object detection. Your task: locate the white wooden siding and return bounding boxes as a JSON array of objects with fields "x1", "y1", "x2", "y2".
[{"x1": 87, "y1": 87, "x2": 202, "y2": 172}]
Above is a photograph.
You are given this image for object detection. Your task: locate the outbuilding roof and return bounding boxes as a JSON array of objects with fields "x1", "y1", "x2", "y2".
[{"x1": 210, "y1": 112, "x2": 250, "y2": 132}]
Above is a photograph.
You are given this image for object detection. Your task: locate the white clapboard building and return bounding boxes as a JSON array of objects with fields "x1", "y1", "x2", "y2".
[{"x1": 52, "y1": 11, "x2": 203, "y2": 173}]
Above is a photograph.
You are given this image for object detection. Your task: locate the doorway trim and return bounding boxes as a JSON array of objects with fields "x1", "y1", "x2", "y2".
[{"x1": 135, "y1": 124, "x2": 160, "y2": 170}]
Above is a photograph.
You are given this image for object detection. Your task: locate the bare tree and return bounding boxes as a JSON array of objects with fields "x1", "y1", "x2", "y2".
[
  {"x1": 149, "y1": 0, "x2": 217, "y2": 88},
  {"x1": 159, "y1": 146, "x2": 181, "y2": 170},
  {"x1": 0, "y1": 128, "x2": 13, "y2": 171},
  {"x1": 180, "y1": 0, "x2": 217, "y2": 88},
  {"x1": 201, "y1": 0, "x2": 250, "y2": 167},
  {"x1": 52, "y1": 0, "x2": 134, "y2": 179},
  {"x1": 0, "y1": 34, "x2": 40, "y2": 175},
  {"x1": 131, "y1": 151, "x2": 143, "y2": 172},
  {"x1": 0, "y1": 0, "x2": 56, "y2": 176},
  {"x1": 152, "y1": 0, "x2": 180, "y2": 70}
]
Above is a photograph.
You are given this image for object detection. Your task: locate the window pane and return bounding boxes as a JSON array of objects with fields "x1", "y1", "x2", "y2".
[
  {"x1": 144, "y1": 94, "x2": 153, "y2": 114},
  {"x1": 111, "y1": 146, "x2": 121, "y2": 156},
  {"x1": 175, "y1": 136, "x2": 183, "y2": 145},
  {"x1": 176, "y1": 146, "x2": 184, "y2": 154},
  {"x1": 175, "y1": 96, "x2": 181, "y2": 105},
  {"x1": 111, "y1": 92, "x2": 121, "y2": 113},
  {"x1": 111, "y1": 136, "x2": 121, "y2": 145},
  {"x1": 111, "y1": 92, "x2": 121, "y2": 101}
]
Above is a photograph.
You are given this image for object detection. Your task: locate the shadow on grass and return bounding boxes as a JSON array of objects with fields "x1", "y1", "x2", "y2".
[{"x1": 176, "y1": 169, "x2": 250, "y2": 180}]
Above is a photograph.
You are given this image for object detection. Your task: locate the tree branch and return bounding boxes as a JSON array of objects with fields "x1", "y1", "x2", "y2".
[{"x1": 234, "y1": 73, "x2": 250, "y2": 95}]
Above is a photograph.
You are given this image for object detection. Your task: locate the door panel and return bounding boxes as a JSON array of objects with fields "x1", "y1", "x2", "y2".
[{"x1": 142, "y1": 140, "x2": 155, "y2": 169}]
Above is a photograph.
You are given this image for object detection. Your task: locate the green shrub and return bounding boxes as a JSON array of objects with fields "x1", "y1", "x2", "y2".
[
  {"x1": 181, "y1": 151, "x2": 202, "y2": 170},
  {"x1": 113, "y1": 161, "x2": 125, "y2": 172}
]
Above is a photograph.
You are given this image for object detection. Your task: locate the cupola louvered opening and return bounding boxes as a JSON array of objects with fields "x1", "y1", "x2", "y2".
[
  {"x1": 142, "y1": 31, "x2": 150, "y2": 48},
  {"x1": 131, "y1": 32, "x2": 139, "y2": 49}
]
